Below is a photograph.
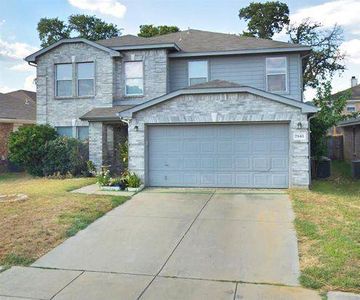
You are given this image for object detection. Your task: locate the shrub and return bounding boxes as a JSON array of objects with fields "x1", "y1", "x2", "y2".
[
  {"x1": 121, "y1": 172, "x2": 141, "y2": 188},
  {"x1": 119, "y1": 139, "x2": 128, "y2": 169},
  {"x1": 43, "y1": 136, "x2": 89, "y2": 176},
  {"x1": 96, "y1": 170, "x2": 121, "y2": 186},
  {"x1": 8, "y1": 125, "x2": 58, "y2": 176}
]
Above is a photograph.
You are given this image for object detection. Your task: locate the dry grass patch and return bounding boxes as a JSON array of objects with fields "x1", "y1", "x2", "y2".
[
  {"x1": 0, "y1": 173, "x2": 128, "y2": 268},
  {"x1": 289, "y1": 161, "x2": 360, "y2": 294}
]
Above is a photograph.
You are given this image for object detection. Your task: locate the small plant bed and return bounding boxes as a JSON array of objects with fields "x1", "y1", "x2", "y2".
[
  {"x1": 0, "y1": 173, "x2": 129, "y2": 269},
  {"x1": 96, "y1": 168, "x2": 143, "y2": 192},
  {"x1": 289, "y1": 161, "x2": 360, "y2": 294}
]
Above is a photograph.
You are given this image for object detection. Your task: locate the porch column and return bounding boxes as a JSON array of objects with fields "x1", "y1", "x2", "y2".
[{"x1": 89, "y1": 121, "x2": 107, "y2": 170}]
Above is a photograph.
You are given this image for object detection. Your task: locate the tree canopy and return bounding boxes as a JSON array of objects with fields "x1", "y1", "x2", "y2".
[
  {"x1": 239, "y1": 2, "x2": 345, "y2": 89},
  {"x1": 288, "y1": 20, "x2": 345, "y2": 89},
  {"x1": 37, "y1": 15, "x2": 121, "y2": 48},
  {"x1": 138, "y1": 25, "x2": 179, "y2": 38},
  {"x1": 239, "y1": 1, "x2": 289, "y2": 39}
]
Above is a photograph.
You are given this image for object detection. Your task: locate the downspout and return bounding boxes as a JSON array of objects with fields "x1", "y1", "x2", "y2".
[{"x1": 308, "y1": 113, "x2": 317, "y2": 188}]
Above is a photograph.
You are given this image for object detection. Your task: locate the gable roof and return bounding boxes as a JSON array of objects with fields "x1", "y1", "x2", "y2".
[
  {"x1": 332, "y1": 84, "x2": 360, "y2": 100},
  {"x1": 25, "y1": 38, "x2": 121, "y2": 63},
  {"x1": 118, "y1": 80, "x2": 318, "y2": 118},
  {"x1": 5, "y1": 90, "x2": 36, "y2": 102},
  {"x1": 0, "y1": 92, "x2": 36, "y2": 122},
  {"x1": 97, "y1": 29, "x2": 311, "y2": 56}
]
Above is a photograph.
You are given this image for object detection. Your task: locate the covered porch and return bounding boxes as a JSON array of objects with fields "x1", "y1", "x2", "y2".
[{"x1": 80, "y1": 106, "x2": 131, "y2": 173}]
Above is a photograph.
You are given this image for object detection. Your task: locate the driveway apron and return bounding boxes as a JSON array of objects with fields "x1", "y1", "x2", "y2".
[{"x1": 0, "y1": 189, "x2": 309, "y2": 299}]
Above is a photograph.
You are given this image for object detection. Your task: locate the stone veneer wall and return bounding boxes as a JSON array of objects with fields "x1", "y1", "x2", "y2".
[
  {"x1": 128, "y1": 92, "x2": 310, "y2": 187},
  {"x1": 114, "y1": 49, "x2": 168, "y2": 103},
  {"x1": 36, "y1": 42, "x2": 114, "y2": 127}
]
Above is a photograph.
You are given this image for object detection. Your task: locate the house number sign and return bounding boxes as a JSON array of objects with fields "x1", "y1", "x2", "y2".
[{"x1": 293, "y1": 132, "x2": 307, "y2": 142}]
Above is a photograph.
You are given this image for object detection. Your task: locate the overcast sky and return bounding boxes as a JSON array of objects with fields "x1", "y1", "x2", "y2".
[{"x1": 0, "y1": 0, "x2": 359, "y2": 101}]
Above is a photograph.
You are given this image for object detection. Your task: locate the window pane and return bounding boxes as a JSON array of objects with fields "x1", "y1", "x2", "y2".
[
  {"x1": 56, "y1": 64, "x2": 72, "y2": 80},
  {"x1": 347, "y1": 106, "x2": 356, "y2": 112},
  {"x1": 56, "y1": 126, "x2": 73, "y2": 137},
  {"x1": 189, "y1": 77, "x2": 207, "y2": 85},
  {"x1": 78, "y1": 79, "x2": 94, "y2": 96},
  {"x1": 125, "y1": 61, "x2": 143, "y2": 78},
  {"x1": 77, "y1": 126, "x2": 89, "y2": 141},
  {"x1": 267, "y1": 74, "x2": 286, "y2": 92},
  {"x1": 266, "y1": 57, "x2": 286, "y2": 73},
  {"x1": 78, "y1": 62, "x2": 94, "y2": 79},
  {"x1": 126, "y1": 78, "x2": 143, "y2": 95},
  {"x1": 189, "y1": 61, "x2": 208, "y2": 79},
  {"x1": 56, "y1": 80, "x2": 72, "y2": 97}
]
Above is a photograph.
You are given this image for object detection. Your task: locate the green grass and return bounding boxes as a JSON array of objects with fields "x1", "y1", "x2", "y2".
[
  {"x1": 289, "y1": 161, "x2": 360, "y2": 294},
  {"x1": 0, "y1": 174, "x2": 129, "y2": 268}
]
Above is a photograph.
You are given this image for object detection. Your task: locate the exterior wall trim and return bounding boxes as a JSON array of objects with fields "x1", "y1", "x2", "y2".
[
  {"x1": 167, "y1": 47, "x2": 311, "y2": 58},
  {"x1": 118, "y1": 86, "x2": 318, "y2": 118},
  {"x1": 25, "y1": 38, "x2": 121, "y2": 63}
]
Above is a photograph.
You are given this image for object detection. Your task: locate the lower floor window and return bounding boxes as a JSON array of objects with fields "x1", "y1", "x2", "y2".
[
  {"x1": 56, "y1": 126, "x2": 89, "y2": 141},
  {"x1": 77, "y1": 126, "x2": 89, "y2": 141},
  {"x1": 56, "y1": 126, "x2": 73, "y2": 137}
]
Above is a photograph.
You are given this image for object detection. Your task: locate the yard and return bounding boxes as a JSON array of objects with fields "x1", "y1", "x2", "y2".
[
  {"x1": 290, "y1": 161, "x2": 360, "y2": 294},
  {"x1": 0, "y1": 173, "x2": 128, "y2": 269}
]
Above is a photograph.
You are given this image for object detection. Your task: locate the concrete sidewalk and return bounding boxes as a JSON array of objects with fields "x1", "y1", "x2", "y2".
[{"x1": 0, "y1": 190, "x2": 322, "y2": 299}]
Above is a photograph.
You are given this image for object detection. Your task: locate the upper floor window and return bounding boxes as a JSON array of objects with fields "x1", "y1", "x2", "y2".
[
  {"x1": 346, "y1": 105, "x2": 356, "y2": 113},
  {"x1": 266, "y1": 57, "x2": 287, "y2": 93},
  {"x1": 125, "y1": 61, "x2": 143, "y2": 96},
  {"x1": 55, "y1": 64, "x2": 72, "y2": 97},
  {"x1": 77, "y1": 62, "x2": 94, "y2": 96},
  {"x1": 188, "y1": 61, "x2": 208, "y2": 86}
]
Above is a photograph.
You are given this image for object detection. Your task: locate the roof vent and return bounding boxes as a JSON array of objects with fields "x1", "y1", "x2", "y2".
[{"x1": 351, "y1": 76, "x2": 358, "y2": 87}]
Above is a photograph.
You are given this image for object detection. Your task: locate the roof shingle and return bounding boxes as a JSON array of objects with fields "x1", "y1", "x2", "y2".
[{"x1": 97, "y1": 29, "x2": 309, "y2": 53}]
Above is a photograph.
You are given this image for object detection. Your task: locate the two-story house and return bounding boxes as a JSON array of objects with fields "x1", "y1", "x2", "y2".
[{"x1": 25, "y1": 29, "x2": 317, "y2": 188}]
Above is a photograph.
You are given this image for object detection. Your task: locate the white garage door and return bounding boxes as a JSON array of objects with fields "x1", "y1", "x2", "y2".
[{"x1": 147, "y1": 123, "x2": 289, "y2": 188}]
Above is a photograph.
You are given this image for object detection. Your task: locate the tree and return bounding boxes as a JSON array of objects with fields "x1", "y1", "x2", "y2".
[
  {"x1": 310, "y1": 82, "x2": 350, "y2": 159},
  {"x1": 288, "y1": 19, "x2": 345, "y2": 89},
  {"x1": 37, "y1": 18, "x2": 71, "y2": 48},
  {"x1": 68, "y1": 15, "x2": 121, "y2": 41},
  {"x1": 238, "y1": 1, "x2": 289, "y2": 39},
  {"x1": 138, "y1": 25, "x2": 179, "y2": 38},
  {"x1": 37, "y1": 14, "x2": 121, "y2": 48},
  {"x1": 8, "y1": 125, "x2": 58, "y2": 176}
]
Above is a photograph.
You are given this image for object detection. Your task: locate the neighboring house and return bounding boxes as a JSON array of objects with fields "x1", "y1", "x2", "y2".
[
  {"x1": 25, "y1": 29, "x2": 317, "y2": 188},
  {"x1": 331, "y1": 76, "x2": 360, "y2": 116},
  {"x1": 338, "y1": 118, "x2": 360, "y2": 162},
  {"x1": 0, "y1": 90, "x2": 36, "y2": 167}
]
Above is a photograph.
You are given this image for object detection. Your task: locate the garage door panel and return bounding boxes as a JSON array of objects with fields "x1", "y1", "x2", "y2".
[
  {"x1": 148, "y1": 124, "x2": 289, "y2": 188},
  {"x1": 253, "y1": 157, "x2": 270, "y2": 171}
]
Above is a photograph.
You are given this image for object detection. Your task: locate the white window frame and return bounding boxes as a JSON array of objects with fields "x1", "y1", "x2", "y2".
[
  {"x1": 346, "y1": 105, "x2": 356, "y2": 113},
  {"x1": 55, "y1": 63, "x2": 73, "y2": 97},
  {"x1": 266, "y1": 57, "x2": 288, "y2": 93},
  {"x1": 76, "y1": 62, "x2": 95, "y2": 97},
  {"x1": 124, "y1": 61, "x2": 144, "y2": 96},
  {"x1": 188, "y1": 60, "x2": 208, "y2": 86}
]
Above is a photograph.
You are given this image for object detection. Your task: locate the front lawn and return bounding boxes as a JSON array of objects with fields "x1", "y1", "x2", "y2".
[
  {"x1": 0, "y1": 173, "x2": 129, "y2": 269},
  {"x1": 289, "y1": 161, "x2": 360, "y2": 294}
]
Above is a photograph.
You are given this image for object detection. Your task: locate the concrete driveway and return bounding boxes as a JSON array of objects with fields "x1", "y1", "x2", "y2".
[{"x1": 0, "y1": 189, "x2": 321, "y2": 299}]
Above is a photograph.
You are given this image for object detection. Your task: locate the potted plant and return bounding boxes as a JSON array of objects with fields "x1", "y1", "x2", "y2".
[{"x1": 121, "y1": 172, "x2": 143, "y2": 192}]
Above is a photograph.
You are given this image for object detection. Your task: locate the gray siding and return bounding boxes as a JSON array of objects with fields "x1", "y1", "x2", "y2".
[{"x1": 169, "y1": 54, "x2": 302, "y2": 101}]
